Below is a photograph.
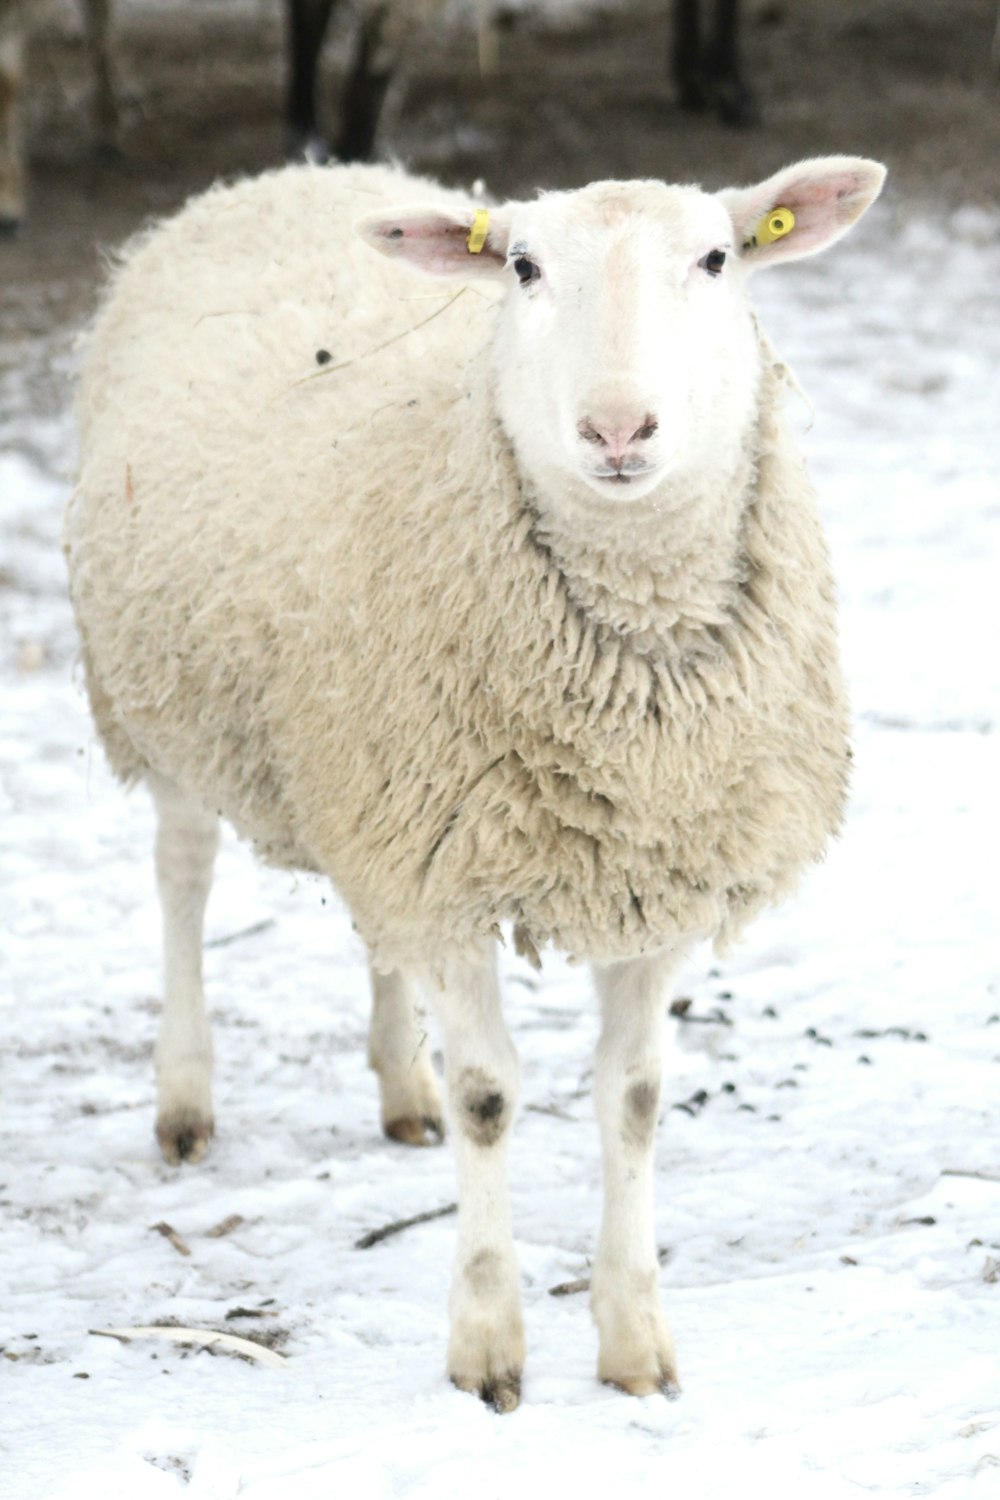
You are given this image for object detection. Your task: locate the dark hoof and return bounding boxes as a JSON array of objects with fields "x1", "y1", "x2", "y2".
[
  {"x1": 481, "y1": 1372, "x2": 521, "y2": 1414},
  {"x1": 0, "y1": 215, "x2": 22, "y2": 238},
  {"x1": 286, "y1": 130, "x2": 330, "y2": 165},
  {"x1": 156, "y1": 1110, "x2": 214, "y2": 1165},
  {"x1": 384, "y1": 1113, "x2": 445, "y2": 1147},
  {"x1": 452, "y1": 1370, "x2": 522, "y2": 1413},
  {"x1": 603, "y1": 1370, "x2": 682, "y2": 1399}
]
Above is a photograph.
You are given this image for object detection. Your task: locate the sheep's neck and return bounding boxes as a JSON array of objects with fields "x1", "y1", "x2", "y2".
[{"x1": 525, "y1": 446, "x2": 755, "y2": 655}]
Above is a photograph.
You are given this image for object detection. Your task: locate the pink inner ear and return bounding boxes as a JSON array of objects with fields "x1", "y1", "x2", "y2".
[
  {"x1": 376, "y1": 216, "x2": 467, "y2": 265},
  {"x1": 371, "y1": 213, "x2": 506, "y2": 276},
  {"x1": 753, "y1": 169, "x2": 871, "y2": 255},
  {"x1": 384, "y1": 218, "x2": 467, "y2": 243},
  {"x1": 786, "y1": 170, "x2": 868, "y2": 218}
]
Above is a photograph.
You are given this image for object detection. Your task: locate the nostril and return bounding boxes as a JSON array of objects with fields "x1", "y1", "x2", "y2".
[
  {"x1": 578, "y1": 419, "x2": 606, "y2": 446},
  {"x1": 632, "y1": 416, "x2": 658, "y2": 442}
]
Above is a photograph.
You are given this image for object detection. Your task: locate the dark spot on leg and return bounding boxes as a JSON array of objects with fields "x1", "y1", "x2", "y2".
[
  {"x1": 478, "y1": 1092, "x2": 504, "y2": 1123},
  {"x1": 464, "y1": 1248, "x2": 502, "y2": 1297},
  {"x1": 458, "y1": 1066, "x2": 509, "y2": 1147},
  {"x1": 625, "y1": 1078, "x2": 660, "y2": 1146}
]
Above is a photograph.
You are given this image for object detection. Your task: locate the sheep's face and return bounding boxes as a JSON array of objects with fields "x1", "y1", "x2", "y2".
[
  {"x1": 358, "y1": 157, "x2": 885, "y2": 507},
  {"x1": 490, "y1": 181, "x2": 759, "y2": 503}
]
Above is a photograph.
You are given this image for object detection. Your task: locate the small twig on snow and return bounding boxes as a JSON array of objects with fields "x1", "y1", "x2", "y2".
[
  {"x1": 669, "y1": 997, "x2": 732, "y2": 1027},
  {"x1": 549, "y1": 1246, "x2": 669, "y2": 1297},
  {"x1": 89, "y1": 1325, "x2": 288, "y2": 1368},
  {"x1": 526, "y1": 1102, "x2": 576, "y2": 1122},
  {"x1": 549, "y1": 1277, "x2": 589, "y2": 1297},
  {"x1": 205, "y1": 920, "x2": 274, "y2": 950},
  {"x1": 205, "y1": 1213, "x2": 245, "y2": 1238},
  {"x1": 354, "y1": 1202, "x2": 457, "y2": 1250},
  {"x1": 150, "y1": 1221, "x2": 191, "y2": 1257}
]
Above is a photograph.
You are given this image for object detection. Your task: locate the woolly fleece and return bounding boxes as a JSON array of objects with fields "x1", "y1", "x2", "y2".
[{"x1": 67, "y1": 161, "x2": 849, "y2": 971}]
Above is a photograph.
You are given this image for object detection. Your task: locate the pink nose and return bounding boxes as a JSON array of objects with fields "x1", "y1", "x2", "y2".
[{"x1": 578, "y1": 413, "x2": 659, "y2": 465}]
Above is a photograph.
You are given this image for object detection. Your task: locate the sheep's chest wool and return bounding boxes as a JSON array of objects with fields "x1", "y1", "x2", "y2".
[{"x1": 317, "y1": 356, "x2": 849, "y2": 972}]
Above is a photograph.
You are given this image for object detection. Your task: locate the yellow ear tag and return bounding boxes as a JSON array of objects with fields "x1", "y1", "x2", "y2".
[
  {"x1": 753, "y1": 206, "x2": 796, "y2": 246},
  {"x1": 467, "y1": 208, "x2": 490, "y2": 255}
]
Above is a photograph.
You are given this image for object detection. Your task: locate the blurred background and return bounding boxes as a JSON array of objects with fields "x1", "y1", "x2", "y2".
[{"x1": 2, "y1": 0, "x2": 999, "y2": 359}]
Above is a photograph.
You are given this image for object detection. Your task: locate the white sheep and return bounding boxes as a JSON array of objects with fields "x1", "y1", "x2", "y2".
[
  {"x1": 0, "y1": 0, "x2": 117, "y2": 232},
  {"x1": 66, "y1": 152, "x2": 885, "y2": 1410}
]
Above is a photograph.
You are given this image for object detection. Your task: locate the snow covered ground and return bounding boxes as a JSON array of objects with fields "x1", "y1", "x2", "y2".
[{"x1": 2, "y1": 186, "x2": 999, "y2": 1496}]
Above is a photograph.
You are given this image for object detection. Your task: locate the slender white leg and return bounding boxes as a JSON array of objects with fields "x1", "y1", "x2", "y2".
[
  {"x1": 367, "y1": 963, "x2": 444, "y2": 1146},
  {"x1": 149, "y1": 774, "x2": 219, "y2": 1165},
  {"x1": 590, "y1": 948, "x2": 686, "y2": 1396},
  {"x1": 0, "y1": 17, "x2": 25, "y2": 230},
  {"x1": 427, "y1": 944, "x2": 523, "y2": 1412}
]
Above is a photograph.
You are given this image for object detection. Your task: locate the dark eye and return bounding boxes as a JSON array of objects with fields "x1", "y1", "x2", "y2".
[
  {"x1": 513, "y1": 255, "x2": 541, "y2": 286},
  {"x1": 700, "y1": 249, "x2": 727, "y2": 277}
]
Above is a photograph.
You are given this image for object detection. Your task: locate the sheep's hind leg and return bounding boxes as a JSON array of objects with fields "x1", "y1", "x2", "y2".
[
  {"x1": 590, "y1": 949, "x2": 685, "y2": 1397},
  {"x1": 427, "y1": 945, "x2": 523, "y2": 1412},
  {"x1": 149, "y1": 774, "x2": 219, "y2": 1165},
  {"x1": 367, "y1": 964, "x2": 444, "y2": 1146}
]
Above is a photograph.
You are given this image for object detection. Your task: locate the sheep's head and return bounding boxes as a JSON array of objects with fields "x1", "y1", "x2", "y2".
[{"x1": 358, "y1": 156, "x2": 885, "y2": 506}]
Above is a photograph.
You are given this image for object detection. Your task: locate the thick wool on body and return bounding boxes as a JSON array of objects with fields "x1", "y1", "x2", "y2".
[{"x1": 68, "y1": 162, "x2": 849, "y2": 971}]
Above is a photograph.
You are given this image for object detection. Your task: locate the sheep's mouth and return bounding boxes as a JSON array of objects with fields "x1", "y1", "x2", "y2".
[
  {"x1": 584, "y1": 461, "x2": 662, "y2": 495},
  {"x1": 590, "y1": 460, "x2": 657, "y2": 485}
]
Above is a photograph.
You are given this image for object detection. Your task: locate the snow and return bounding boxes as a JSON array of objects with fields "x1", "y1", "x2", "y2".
[{"x1": 2, "y1": 187, "x2": 999, "y2": 1497}]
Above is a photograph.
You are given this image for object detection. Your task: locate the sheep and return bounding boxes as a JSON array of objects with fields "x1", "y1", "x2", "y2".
[
  {"x1": 0, "y1": 0, "x2": 117, "y2": 233},
  {"x1": 288, "y1": 0, "x2": 400, "y2": 162},
  {"x1": 66, "y1": 152, "x2": 885, "y2": 1409},
  {"x1": 0, "y1": 0, "x2": 454, "y2": 230},
  {"x1": 287, "y1": 0, "x2": 459, "y2": 164},
  {"x1": 0, "y1": 0, "x2": 28, "y2": 230},
  {"x1": 671, "y1": 0, "x2": 758, "y2": 127}
]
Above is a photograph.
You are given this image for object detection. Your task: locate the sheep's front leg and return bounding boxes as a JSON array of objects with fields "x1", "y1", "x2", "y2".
[
  {"x1": 149, "y1": 774, "x2": 219, "y2": 1165},
  {"x1": 428, "y1": 946, "x2": 523, "y2": 1412},
  {"x1": 590, "y1": 950, "x2": 683, "y2": 1397},
  {"x1": 367, "y1": 964, "x2": 444, "y2": 1146}
]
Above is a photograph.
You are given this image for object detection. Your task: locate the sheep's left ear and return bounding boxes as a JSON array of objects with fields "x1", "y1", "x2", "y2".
[
  {"x1": 355, "y1": 203, "x2": 514, "y2": 279},
  {"x1": 719, "y1": 156, "x2": 886, "y2": 270}
]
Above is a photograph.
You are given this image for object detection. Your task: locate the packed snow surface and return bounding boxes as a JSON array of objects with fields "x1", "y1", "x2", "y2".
[{"x1": 2, "y1": 187, "x2": 999, "y2": 1496}]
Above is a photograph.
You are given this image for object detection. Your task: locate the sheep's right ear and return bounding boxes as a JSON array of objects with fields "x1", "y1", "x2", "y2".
[{"x1": 355, "y1": 204, "x2": 513, "y2": 279}]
